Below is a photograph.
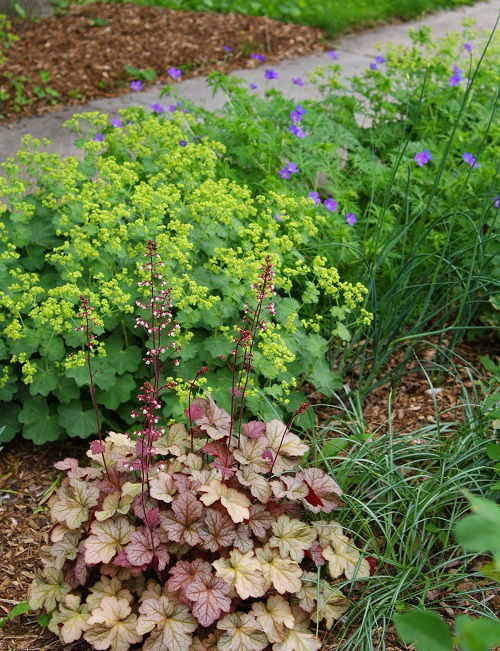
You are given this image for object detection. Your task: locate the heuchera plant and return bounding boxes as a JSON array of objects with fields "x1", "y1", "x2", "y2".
[{"x1": 29, "y1": 243, "x2": 370, "y2": 650}]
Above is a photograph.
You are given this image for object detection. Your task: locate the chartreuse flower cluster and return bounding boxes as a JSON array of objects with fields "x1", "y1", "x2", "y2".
[
  {"x1": 29, "y1": 401, "x2": 370, "y2": 650},
  {"x1": 0, "y1": 113, "x2": 369, "y2": 444}
]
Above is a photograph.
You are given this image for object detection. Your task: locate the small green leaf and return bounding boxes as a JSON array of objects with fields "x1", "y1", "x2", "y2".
[
  {"x1": 29, "y1": 363, "x2": 59, "y2": 397},
  {"x1": 307, "y1": 360, "x2": 342, "y2": 397},
  {"x1": 105, "y1": 336, "x2": 142, "y2": 374},
  {"x1": 19, "y1": 397, "x2": 63, "y2": 444},
  {"x1": 96, "y1": 373, "x2": 135, "y2": 410},
  {"x1": 455, "y1": 614, "x2": 500, "y2": 651},
  {"x1": 0, "y1": 600, "x2": 31, "y2": 628},
  {"x1": 322, "y1": 437, "x2": 350, "y2": 457},
  {"x1": 454, "y1": 495, "x2": 500, "y2": 559},
  {"x1": 53, "y1": 376, "x2": 80, "y2": 404},
  {"x1": 394, "y1": 609, "x2": 453, "y2": 651},
  {"x1": 58, "y1": 401, "x2": 98, "y2": 439},
  {"x1": 486, "y1": 443, "x2": 500, "y2": 461}
]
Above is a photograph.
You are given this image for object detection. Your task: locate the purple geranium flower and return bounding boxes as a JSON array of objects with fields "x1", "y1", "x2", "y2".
[
  {"x1": 375, "y1": 55, "x2": 385, "y2": 64},
  {"x1": 327, "y1": 50, "x2": 338, "y2": 59},
  {"x1": 168, "y1": 67, "x2": 182, "y2": 79},
  {"x1": 264, "y1": 69, "x2": 279, "y2": 80},
  {"x1": 292, "y1": 77, "x2": 304, "y2": 86},
  {"x1": 464, "y1": 42, "x2": 473, "y2": 53},
  {"x1": 370, "y1": 63, "x2": 378, "y2": 71},
  {"x1": 130, "y1": 80, "x2": 143, "y2": 91},
  {"x1": 110, "y1": 118, "x2": 122, "y2": 127},
  {"x1": 279, "y1": 168, "x2": 292, "y2": 179},
  {"x1": 179, "y1": 140, "x2": 188, "y2": 147},
  {"x1": 448, "y1": 65, "x2": 463, "y2": 87},
  {"x1": 414, "y1": 149, "x2": 432, "y2": 167},
  {"x1": 249, "y1": 82, "x2": 257, "y2": 89},
  {"x1": 273, "y1": 212, "x2": 284, "y2": 221},
  {"x1": 250, "y1": 53, "x2": 265, "y2": 62},
  {"x1": 493, "y1": 196, "x2": 500, "y2": 208},
  {"x1": 295, "y1": 104, "x2": 306, "y2": 116},
  {"x1": 345, "y1": 213, "x2": 357, "y2": 226},
  {"x1": 324, "y1": 198, "x2": 338, "y2": 212},
  {"x1": 308, "y1": 191, "x2": 321, "y2": 205},
  {"x1": 223, "y1": 46, "x2": 232, "y2": 53},
  {"x1": 289, "y1": 124, "x2": 305, "y2": 138},
  {"x1": 462, "y1": 152, "x2": 479, "y2": 168},
  {"x1": 151, "y1": 103, "x2": 164, "y2": 114},
  {"x1": 93, "y1": 133, "x2": 104, "y2": 142},
  {"x1": 286, "y1": 162, "x2": 299, "y2": 173}
]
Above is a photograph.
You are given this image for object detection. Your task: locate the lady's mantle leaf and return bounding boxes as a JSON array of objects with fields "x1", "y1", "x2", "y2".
[
  {"x1": 184, "y1": 574, "x2": 232, "y2": 626},
  {"x1": 199, "y1": 509, "x2": 236, "y2": 552},
  {"x1": 217, "y1": 612, "x2": 269, "y2": 651},
  {"x1": 137, "y1": 596, "x2": 197, "y2": 651},
  {"x1": 167, "y1": 559, "x2": 213, "y2": 594},
  {"x1": 269, "y1": 515, "x2": 316, "y2": 562},
  {"x1": 198, "y1": 478, "x2": 250, "y2": 523},
  {"x1": 251, "y1": 595, "x2": 295, "y2": 643},
  {"x1": 272, "y1": 605, "x2": 321, "y2": 651},
  {"x1": 322, "y1": 539, "x2": 370, "y2": 580},
  {"x1": 51, "y1": 478, "x2": 100, "y2": 529},
  {"x1": 29, "y1": 567, "x2": 71, "y2": 611},
  {"x1": 48, "y1": 594, "x2": 90, "y2": 644},
  {"x1": 84, "y1": 596, "x2": 140, "y2": 651},
  {"x1": 194, "y1": 395, "x2": 231, "y2": 440},
  {"x1": 264, "y1": 421, "x2": 309, "y2": 475},
  {"x1": 84, "y1": 517, "x2": 134, "y2": 564},
  {"x1": 149, "y1": 472, "x2": 177, "y2": 503},
  {"x1": 297, "y1": 468, "x2": 342, "y2": 514},
  {"x1": 255, "y1": 546, "x2": 302, "y2": 595},
  {"x1": 213, "y1": 550, "x2": 266, "y2": 599},
  {"x1": 160, "y1": 492, "x2": 204, "y2": 545}
]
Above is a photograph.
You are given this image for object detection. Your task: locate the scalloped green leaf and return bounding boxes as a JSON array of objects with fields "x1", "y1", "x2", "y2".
[
  {"x1": 19, "y1": 397, "x2": 63, "y2": 444},
  {"x1": 57, "y1": 401, "x2": 98, "y2": 439}
]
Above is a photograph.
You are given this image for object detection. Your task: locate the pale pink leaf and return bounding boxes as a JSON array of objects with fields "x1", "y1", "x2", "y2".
[
  {"x1": 167, "y1": 559, "x2": 213, "y2": 594},
  {"x1": 242, "y1": 421, "x2": 266, "y2": 439},
  {"x1": 297, "y1": 467, "x2": 343, "y2": 514},
  {"x1": 195, "y1": 395, "x2": 231, "y2": 440},
  {"x1": 160, "y1": 492, "x2": 204, "y2": 546},
  {"x1": 199, "y1": 509, "x2": 236, "y2": 552},
  {"x1": 247, "y1": 505, "x2": 275, "y2": 539},
  {"x1": 184, "y1": 575, "x2": 231, "y2": 627}
]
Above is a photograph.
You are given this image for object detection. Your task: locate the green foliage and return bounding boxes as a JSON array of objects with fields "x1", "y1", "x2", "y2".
[
  {"x1": 0, "y1": 600, "x2": 31, "y2": 628},
  {"x1": 92, "y1": 0, "x2": 477, "y2": 35},
  {"x1": 0, "y1": 112, "x2": 365, "y2": 444}
]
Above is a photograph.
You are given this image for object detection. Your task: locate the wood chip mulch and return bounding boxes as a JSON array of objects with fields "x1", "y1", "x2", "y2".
[
  {"x1": 0, "y1": 338, "x2": 495, "y2": 650},
  {"x1": 0, "y1": 2, "x2": 324, "y2": 122}
]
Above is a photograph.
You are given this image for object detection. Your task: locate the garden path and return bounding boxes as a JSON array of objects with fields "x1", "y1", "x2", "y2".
[{"x1": 0, "y1": 0, "x2": 497, "y2": 162}]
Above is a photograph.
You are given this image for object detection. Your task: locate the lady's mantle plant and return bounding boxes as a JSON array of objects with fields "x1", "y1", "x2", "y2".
[{"x1": 29, "y1": 247, "x2": 370, "y2": 650}]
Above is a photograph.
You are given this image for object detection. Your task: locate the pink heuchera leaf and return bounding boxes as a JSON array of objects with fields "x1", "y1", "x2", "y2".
[
  {"x1": 113, "y1": 549, "x2": 144, "y2": 570},
  {"x1": 199, "y1": 509, "x2": 236, "y2": 552},
  {"x1": 262, "y1": 449, "x2": 274, "y2": 466},
  {"x1": 242, "y1": 421, "x2": 266, "y2": 439},
  {"x1": 145, "y1": 507, "x2": 160, "y2": 528},
  {"x1": 184, "y1": 404, "x2": 205, "y2": 421},
  {"x1": 247, "y1": 505, "x2": 275, "y2": 538},
  {"x1": 203, "y1": 441, "x2": 236, "y2": 478},
  {"x1": 89, "y1": 440, "x2": 106, "y2": 455},
  {"x1": 160, "y1": 492, "x2": 204, "y2": 545},
  {"x1": 184, "y1": 574, "x2": 232, "y2": 626},
  {"x1": 297, "y1": 467, "x2": 343, "y2": 514},
  {"x1": 306, "y1": 541, "x2": 326, "y2": 567},
  {"x1": 125, "y1": 529, "x2": 158, "y2": 567},
  {"x1": 173, "y1": 474, "x2": 201, "y2": 492},
  {"x1": 167, "y1": 559, "x2": 213, "y2": 593},
  {"x1": 194, "y1": 395, "x2": 231, "y2": 440},
  {"x1": 54, "y1": 458, "x2": 79, "y2": 472},
  {"x1": 133, "y1": 494, "x2": 158, "y2": 521}
]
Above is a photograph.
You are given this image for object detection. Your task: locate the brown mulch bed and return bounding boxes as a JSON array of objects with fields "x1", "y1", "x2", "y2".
[
  {"x1": 0, "y1": 2, "x2": 324, "y2": 122},
  {"x1": 0, "y1": 339, "x2": 495, "y2": 650}
]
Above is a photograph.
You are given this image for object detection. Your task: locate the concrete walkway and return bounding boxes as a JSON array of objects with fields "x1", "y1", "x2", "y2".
[{"x1": 0, "y1": 0, "x2": 498, "y2": 161}]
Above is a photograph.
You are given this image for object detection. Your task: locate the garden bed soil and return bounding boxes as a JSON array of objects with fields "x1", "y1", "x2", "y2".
[
  {"x1": 0, "y1": 2, "x2": 323, "y2": 122},
  {"x1": 1, "y1": 337, "x2": 496, "y2": 650}
]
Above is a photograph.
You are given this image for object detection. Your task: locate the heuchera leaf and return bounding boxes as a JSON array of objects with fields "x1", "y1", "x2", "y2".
[
  {"x1": 86, "y1": 576, "x2": 133, "y2": 611},
  {"x1": 184, "y1": 574, "x2": 232, "y2": 626},
  {"x1": 269, "y1": 515, "x2": 316, "y2": 562},
  {"x1": 84, "y1": 596, "x2": 140, "y2": 651},
  {"x1": 264, "y1": 420, "x2": 308, "y2": 475},
  {"x1": 255, "y1": 546, "x2": 303, "y2": 595},
  {"x1": 29, "y1": 567, "x2": 71, "y2": 612},
  {"x1": 198, "y1": 479, "x2": 250, "y2": 523},
  {"x1": 167, "y1": 559, "x2": 213, "y2": 594},
  {"x1": 251, "y1": 595, "x2": 294, "y2": 644},
  {"x1": 213, "y1": 550, "x2": 266, "y2": 600},
  {"x1": 199, "y1": 509, "x2": 236, "y2": 552},
  {"x1": 48, "y1": 594, "x2": 90, "y2": 644},
  {"x1": 149, "y1": 471, "x2": 177, "y2": 503},
  {"x1": 84, "y1": 516, "x2": 134, "y2": 564},
  {"x1": 242, "y1": 420, "x2": 266, "y2": 439},
  {"x1": 194, "y1": 395, "x2": 232, "y2": 440},
  {"x1": 125, "y1": 528, "x2": 170, "y2": 570},
  {"x1": 297, "y1": 467, "x2": 343, "y2": 514},
  {"x1": 51, "y1": 478, "x2": 100, "y2": 530},
  {"x1": 322, "y1": 538, "x2": 370, "y2": 580},
  {"x1": 237, "y1": 467, "x2": 272, "y2": 504},
  {"x1": 247, "y1": 505, "x2": 275, "y2": 538},
  {"x1": 216, "y1": 612, "x2": 269, "y2": 651},
  {"x1": 272, "y1": 605, "x2": 322, "y2": 651},
  {"x1": 160, "y1": 492, "x2": 204, "y2": 545},
  {"x1": 136, "y1": 596, "x2": 197, "y2": 651}
]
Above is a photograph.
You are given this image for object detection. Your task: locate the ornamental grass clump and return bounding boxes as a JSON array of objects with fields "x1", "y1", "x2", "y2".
[{"x1": 29, "y1": 244, "x2": 370, "y2": 650}]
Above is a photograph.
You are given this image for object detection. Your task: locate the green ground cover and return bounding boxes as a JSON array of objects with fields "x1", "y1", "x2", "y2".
[{"x1": 83, "y1": 0, "x2": 478, "y2": 35}]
